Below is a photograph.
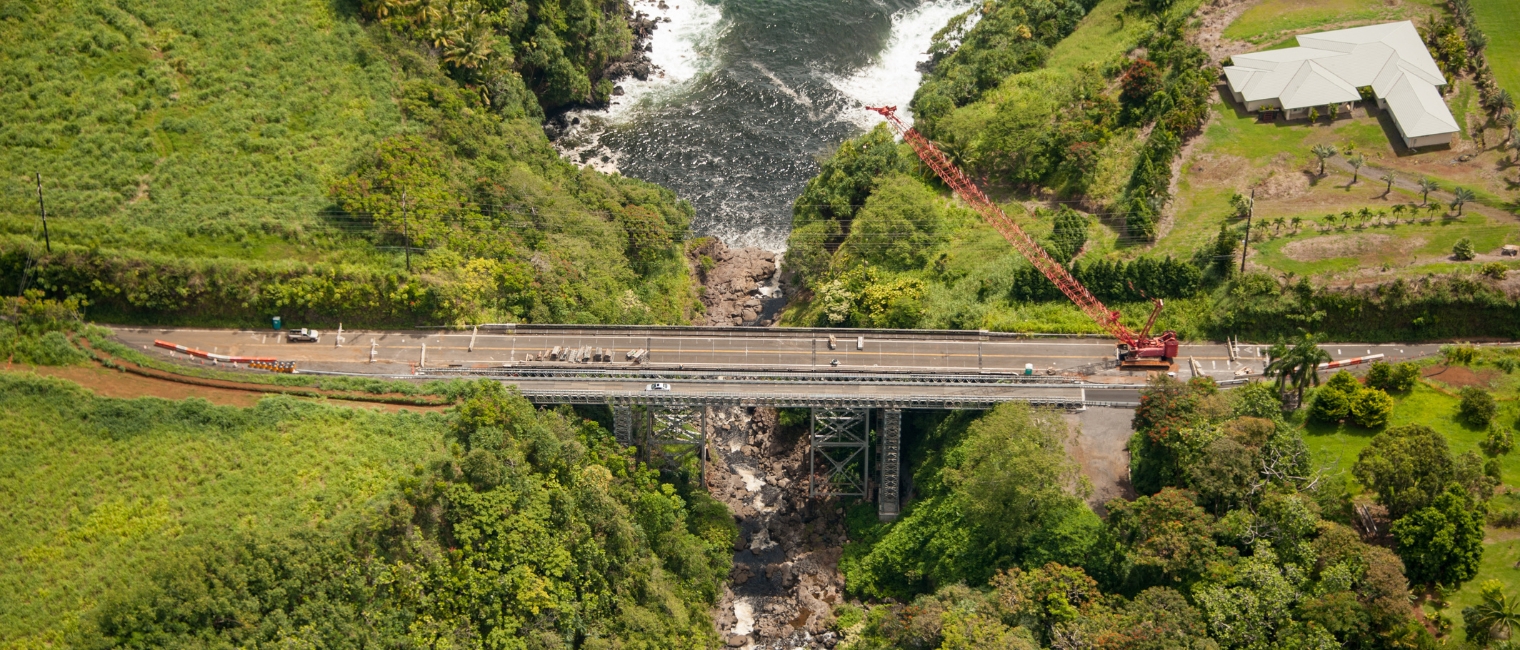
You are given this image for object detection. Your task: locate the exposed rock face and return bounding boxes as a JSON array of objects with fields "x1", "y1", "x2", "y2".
[
  {"x1": 689, "y1": 238, "x2": 784, "y2": 327},
  {"x1": 706, "y1": 408, "x2": 847, "y2": 649}
]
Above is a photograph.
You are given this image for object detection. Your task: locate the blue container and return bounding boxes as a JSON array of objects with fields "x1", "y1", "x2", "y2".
[{"x1": 272, "y1": 316, "x2": 282, "y2": 330}]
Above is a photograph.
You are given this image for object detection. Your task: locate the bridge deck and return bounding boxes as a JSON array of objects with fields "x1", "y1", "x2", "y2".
[{"x1": 110, "y1": 326, "x2": 1440, "y2": 408}]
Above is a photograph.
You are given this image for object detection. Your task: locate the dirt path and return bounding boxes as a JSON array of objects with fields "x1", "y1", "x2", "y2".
[
  {"x1": 705, "y1": 408, "x2": 847, "y2": 649},
  {"x1": 7, "y1": 362, "x2": 448, "y2": 413},
  {"x1": 1154, "y1": 0, "x2": 1259, "y2": 241}
]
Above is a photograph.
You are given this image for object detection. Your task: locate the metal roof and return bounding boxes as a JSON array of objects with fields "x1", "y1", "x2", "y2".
[{"x1": 1224, "y1": 21, "x2": 1456, "y2": 139}]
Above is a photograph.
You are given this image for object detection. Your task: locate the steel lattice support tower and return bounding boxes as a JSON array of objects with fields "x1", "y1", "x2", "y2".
[
  {"x1": 878, "y1": 409, "x2": 901, "y2": 520},
  {"x1": 613, "y1": 405, "x2": 634, "y2": 447},
  {"x1": 810, "y1": 407, "x2": 870, "y2": 498},
  {"x1": 647, "y1": 406, "x2": 707, "y2": 479}
]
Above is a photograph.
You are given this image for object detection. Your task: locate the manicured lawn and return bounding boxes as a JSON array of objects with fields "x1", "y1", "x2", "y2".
[
  {"x1": 1470, "y1": 0, "x2": 1520, "y2": 97},
  {"x1": 0, "y1": 373, "x2": 451, "y2": 645},
  {"x1": 1223, "y1": 0, "x2": 1443, "y2": 43}
]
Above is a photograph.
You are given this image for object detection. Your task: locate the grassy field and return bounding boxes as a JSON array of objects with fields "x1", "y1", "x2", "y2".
[
  {"x1": 0, "y1": 372, "x2": 450, "y2": 645},
  {"x1": 0, "y1": 0, "x2": 700, "y2": 328},
  {"x1": 1470, "y1": 0, "x2": 1520, "y2": 97},
  {"x1": 1042, "y1": 0, "x2": 1201, "y2": 72},
  {"x1": 1222, "y1": 0, "x2": 1443, "y2": 43}
]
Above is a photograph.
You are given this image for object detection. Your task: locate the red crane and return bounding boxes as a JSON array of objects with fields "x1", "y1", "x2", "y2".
[{"x1": 866, "y1": 106, "x2": 1178, "y2": 367}]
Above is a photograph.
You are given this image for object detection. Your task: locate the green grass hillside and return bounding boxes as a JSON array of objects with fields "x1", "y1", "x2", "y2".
[
  {"x1": 0, "y1": 0, "x2": 700, "y2": 327},
  {"x1": 0, "y1": 374, "x2": 452, "y2": 644}
]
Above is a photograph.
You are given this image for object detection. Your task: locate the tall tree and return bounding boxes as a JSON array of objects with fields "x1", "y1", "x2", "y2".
[
  {"x1": 1391, "y1": 485, "x2": 1486, "y2": 587},
  {"x1": 1380, "y1": 170, "x2": 1397, "y2": 195},
  {"x1": 1264, "y1": 332, "x2": 1332, "y2": 406}
]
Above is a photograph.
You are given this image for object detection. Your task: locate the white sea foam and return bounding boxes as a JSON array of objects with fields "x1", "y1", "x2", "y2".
[
  {"x1": 555, "y1": 0, "x2": 725, "y2": 174},
  {"x1": 828, "y1": 0, "x2": 977, "y2": 130}
]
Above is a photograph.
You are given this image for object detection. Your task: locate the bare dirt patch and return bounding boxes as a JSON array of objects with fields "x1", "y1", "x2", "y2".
[
  {"x1": 1188, "y1": 153, "x2": 1253, "y2": 186},
  {"x1": 1280, "y1": 233, "x2": 1424, "y2": 262},
  {"x1": 1064, "y1": 407, "x2": 1137, "y2": 516},
  {"x1": 1255, "y1": 166, "x2": 1312, "y2": 200},
  {"x1": 1422, "y1": 364, "x2": 1501, "y2": 389}
]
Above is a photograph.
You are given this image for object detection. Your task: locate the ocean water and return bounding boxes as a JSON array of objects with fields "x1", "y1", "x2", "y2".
[{"x1": 557, "y1": 0, "x2": 973, "y2": 251}]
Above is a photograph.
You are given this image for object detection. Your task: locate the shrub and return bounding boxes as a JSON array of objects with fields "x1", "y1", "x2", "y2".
[
  {"x1": 1367, "y1": 361, "x2": 1420, "y2": 393},
  {"x1": 1480, "y1": 428, "x2": 1515, "y2": 458},
  {"x1": 1454, "y1": 238, "x2": 1476, "y2": 261},
  {"x1": 1443, "y1": 344, "x2": 1480, "y2": 365},
  {"x1": 1349, "y1": 388, "x2": 1395, "y2": 429},
  {"x1": 1458, "y1": 387, "x2": 1498, "y2": 428},
  {"x1": 1480, "y1": 262, "x2": 1507, "y2": 280},
  {"x1": 1308, "y1": 385, "x2": 1353, "y2": 424}
]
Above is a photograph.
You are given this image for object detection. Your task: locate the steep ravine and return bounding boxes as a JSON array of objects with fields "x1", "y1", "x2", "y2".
[{"x1": 703, "y1": 407, "x2": 849, "y2": 649}]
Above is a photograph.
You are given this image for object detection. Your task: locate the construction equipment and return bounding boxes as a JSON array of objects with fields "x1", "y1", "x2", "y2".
[{"x1": 866, "y1": 106, "x2": 1178, "y2": 369}]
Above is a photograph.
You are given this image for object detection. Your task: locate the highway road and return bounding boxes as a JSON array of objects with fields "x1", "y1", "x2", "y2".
[{"x1": 111, "y1": 325, "x2": 1445, "y2": 407}]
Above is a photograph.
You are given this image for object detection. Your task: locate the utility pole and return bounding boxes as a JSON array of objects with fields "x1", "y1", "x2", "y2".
[
  {"x1": 1240, "y1": 188, "x2": 1253, "y2": 274},
  {"x1": 400, "y1": 189, "x2": 411, "y2": 272},
  {"x1": 34, "y1": 173, "x2": 50, "y2": 254}
]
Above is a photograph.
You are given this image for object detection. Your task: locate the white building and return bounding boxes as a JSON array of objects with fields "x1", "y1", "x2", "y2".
[{"x1": 1223, "y1": 21, "x2": 1459, "y2": 149}]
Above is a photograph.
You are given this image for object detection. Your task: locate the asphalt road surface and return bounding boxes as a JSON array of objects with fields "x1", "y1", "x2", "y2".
[{"x1": 111, "y1": 325, "x2": 1445, "y2": 407}]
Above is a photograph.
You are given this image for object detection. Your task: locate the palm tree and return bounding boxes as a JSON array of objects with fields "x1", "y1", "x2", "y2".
[
  {"x1": 1380, "y1": 170, "x2": 1397, "y2": 195},
  {"x1": 1376, "y1": 209, "x2": 1389, "y2": 226},
  {"x1": 443, "y1": 24, "x2": 494, "y2": 70},
  {"x1": 1490, "y1": 89, "x2": 1516, "y2": 117},
  {"x1": 1427, "y1": 202, "x2": 1444, "y2": 221},
  {"x1": 1311, "y1": 144, "x2": 1337, "y2": 176},
  {"x1": 1392, "y1": 203, "x2": 1406, "y2": 222},
  {"x1": 1348, "y1": 154, "x2": 1366, "y2": 183},
  {"x1": 1341, "y1": 210, "x2": 1355, "y2": 229},
  {"x1": 1266, "y1": 333, "x2": 1333, "y2": 407},
  {"x1": 1272, "y1": 217, "x2": 1286, "y2": 235},
  {"x1": 1419, "y1": 177, "x2": 1440, "y2": 205},
  {"x1": 1290, "y1": 216, "x2": 1303, "y2": 233},
  {"x1": 1357, "y1": 207, "x2": 1373, "y2": 227},
  {"x1": 1500, "y1": 112, "x2": 1518, "y2": 147},
  {"x1": 1466, "y1": 581, "x2": 1520, "y2": 645},
  {"x1": 1320, "y1": 214, "x2": 1336, "y2": 230},
  {"x1": 1452, "y1": 187, "x2": 1476, "y2": 216}
]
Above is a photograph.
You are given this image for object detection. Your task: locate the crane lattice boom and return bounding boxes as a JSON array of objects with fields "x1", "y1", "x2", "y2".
[{"x1": 866, "y1": 106, "x2": 1171, "y2": 355}]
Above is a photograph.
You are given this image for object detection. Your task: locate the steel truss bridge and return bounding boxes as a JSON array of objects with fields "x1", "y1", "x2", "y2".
[{"x1": 113, "y1": 324, "x2": 1441, "y2": 520}]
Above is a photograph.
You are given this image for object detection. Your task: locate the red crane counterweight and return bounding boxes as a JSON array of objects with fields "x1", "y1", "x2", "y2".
[{"x1": 865, "y1": 106, "x2": 1178, "y2": 367}]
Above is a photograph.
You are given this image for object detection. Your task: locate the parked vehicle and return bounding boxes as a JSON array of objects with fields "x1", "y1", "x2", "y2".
[{"x1": 286, "y1": 328, "x2": 320, "y2": 343}]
